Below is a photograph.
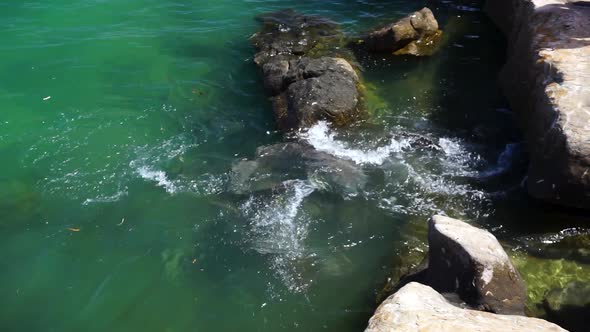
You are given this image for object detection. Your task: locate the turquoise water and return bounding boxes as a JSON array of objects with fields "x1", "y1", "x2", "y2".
[{"x1": 1, "y1": 1, "x2": 588, "y2": 331}]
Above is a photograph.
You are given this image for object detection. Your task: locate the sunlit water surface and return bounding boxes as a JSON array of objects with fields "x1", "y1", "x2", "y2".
[{"x1": 1, "y1": 1, "x2": 589, "y2": 331}]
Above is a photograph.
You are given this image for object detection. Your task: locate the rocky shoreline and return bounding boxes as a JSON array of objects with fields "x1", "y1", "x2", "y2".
[
  {"x1": 245, "y1": 5, "x2": 588, "y2": 331},
  {"x1": 365, "y1": 215, "x2": 567, "y2": 331}
]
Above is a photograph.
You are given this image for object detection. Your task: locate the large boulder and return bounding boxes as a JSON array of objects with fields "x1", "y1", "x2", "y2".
[
  {"x1": 484, "y1": 0, "x2": 590, "y2": 209},
  {"x1": 252, "y1": 10, "x2": 362, "y2": 130},
  {"x1": 363, "y1": 7, "x2": 442, "y2": 55},
  {"x1": 272, "y1": 57, "x2": 360, "y2": 129},
  {"x1": 365, "y1": 282, "x2": 567, "y2": 332},
  {"x1": 395, "y1": 215, "x2": 526, "y2": 315}
]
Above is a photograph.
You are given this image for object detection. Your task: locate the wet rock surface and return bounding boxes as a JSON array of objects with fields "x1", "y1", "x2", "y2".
[
  {"x1": 485, "y1": 0, "x2": 590, "y2": 209},
  {"x1": 394, "y1": 215, "x2": 526, "y2": 315},
  {"x1": 229, "y1": 142, "x2": 367, "y2": 196},
  {"x1": 251, "y1": 9, "x2": 345, "y2": 66},
  {"x1": 362, "y1": 7, "x2": 442, "y2": 55},
  {"x1": 365, "y1": 282, "x2": 567, "y2": 332}
]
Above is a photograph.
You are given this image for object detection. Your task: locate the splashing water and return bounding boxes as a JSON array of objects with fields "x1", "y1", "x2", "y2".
[
  {"x1": 240, "y1": 180, "x2": 316, "y2": 292},
  {"x1": 301, "y1": 121, "x2": 411, "y2": 165}
]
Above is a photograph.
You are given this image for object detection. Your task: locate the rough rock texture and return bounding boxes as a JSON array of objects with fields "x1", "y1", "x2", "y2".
[
  {"x1": 229, "y1": 142, "x2": 367, "y2": 195},
  {"x1": 363, "y1": 7, "x2": 442, "y2": 55},
  {"x1": 251, "y1": 10, "x2": 361, "y2": 130},
  {"x1": 396, "y1": 215, "x2": 526, "y2": 315},
  {"x1": 485, "y1": 0, "x2": 590, "y2": 208},
  {"x1": 270, "y1": 57, "x2": 360, "y2": 129},
  {"x1": 365, "y1": 282, "x2": 567, "y2": 332},
  {"x1": 543, "y1": 281, "x2": 590, "y2": 332}
]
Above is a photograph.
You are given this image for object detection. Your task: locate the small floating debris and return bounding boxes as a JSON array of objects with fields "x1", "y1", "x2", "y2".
[
  {"x1": 67, "y1": 227, "x2": 80, "y2": 232},
  {"x1": 43, "y1": 96, "x2": 51, "y2": 101}
]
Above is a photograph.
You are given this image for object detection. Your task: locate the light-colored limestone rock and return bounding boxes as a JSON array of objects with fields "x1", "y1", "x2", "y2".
[
  {"x1": 425, "y1": 215, "x2": 526, "y2": 314},
  {"x1": 485, "y1": 0, "x2": 590, "y2": 209},
  {"x1": 365, "y1": 282, "x2": 568, "y2": 332}
]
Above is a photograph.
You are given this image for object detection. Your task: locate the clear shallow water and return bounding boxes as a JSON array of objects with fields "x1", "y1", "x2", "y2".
[{"x1": 1, "y1": 1, "x2": 589, "y2": 331}]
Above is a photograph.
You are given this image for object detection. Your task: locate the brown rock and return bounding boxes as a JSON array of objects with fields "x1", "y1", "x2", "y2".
[{"x1": 364, "y1": 7, "x2": 440, "y2": 53}]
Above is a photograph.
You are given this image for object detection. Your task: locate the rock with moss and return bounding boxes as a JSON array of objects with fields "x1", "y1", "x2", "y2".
[
  {"x1": 363, "y1": 7, "x2": 442, "y2": 56},
  {"x1": 251, "y1": 9, "x2": 347, "y2": 66}
]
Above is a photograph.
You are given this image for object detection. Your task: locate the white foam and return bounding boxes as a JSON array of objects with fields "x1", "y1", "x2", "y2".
[
  {"x1": 137, "y1": 167, "x2": 178, "y2": 193},
  {"x1": 241, "y1": 180, "x2": 316, "y2": 292},
  {"x1": 302, "y1": 121, "x2": 410, "y2": 165},
  {"x1": 82, "y1": 190, "x2": 128, "y2": 205}
]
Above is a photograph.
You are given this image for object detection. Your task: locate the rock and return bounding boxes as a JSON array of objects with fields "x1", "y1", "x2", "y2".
[
  {"x1": 263, "y1": 56, "x2": 360, "y2": 130},
  {"x1": 229, "y1": 142, "x2": 367, "y2": 196},
  {"x1": 365, "y1": 282, "x2": 567, "y2": 332},
  {"x1": 544, "y1": 281, "x2": 590, "y2": 332},
  {"x1": 396, "y1": 215, "x2": 526, "y2": 315},
  {"x1": 484, "y1": 0, "x2": 590, "y2": 209},
  {"x1": 363, "y1": 7, "x2": 442, "y2": 55},
  {"x1": 252, "y1": 10, "x2": 362, "y2": 130}
]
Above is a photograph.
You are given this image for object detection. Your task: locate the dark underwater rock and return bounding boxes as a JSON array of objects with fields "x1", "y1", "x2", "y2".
[
  {"x1": 363, "y1": 7, "x2": 442, "y2": 55},
  {"x1": 544, "y1": 281, "x2": 590, "y2": 332},
  {"x1": 229, "y1": 142, "x2": 367, "y2": 196},
  {"x1": 251, "y1": 9, "x2": 345, "y2": 66},
  {"x1": 252, "y1": 10, "x2": 361, "y2": 131},
  {"x1": 392, "y1": 215, "x2": 526, "y2": 315},
  {"x1": 524, "y1": 231, "x2": 590, "y2": 264}
]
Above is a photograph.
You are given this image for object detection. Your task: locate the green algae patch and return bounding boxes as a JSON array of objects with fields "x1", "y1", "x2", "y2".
[
  {"x1": 357, "y1": 81, "x2": 390, "y2": 120},
  {"x1": 511, "y1": 252, "x2": 590, "y2": 316},
  {"x1": 393, "y1": 30, "x2": 444, "y2": 57}
]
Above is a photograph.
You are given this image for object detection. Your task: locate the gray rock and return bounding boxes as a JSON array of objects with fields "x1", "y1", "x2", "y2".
[
  {"x1": 544, "y1": 281, "x2": 590, "y2": 332},
  {"x1": 485, "y1": 0, "x2": 590, "y2": 209},
  {"x1": 363, "y1": 7, "x2": 440, "y2": 53},
  {"x1": 262, "y1": 57, "x2": 360, "y2": 130},
  {"x1": 365, "y1": 282, "x2": 567, "y2": 332},
  {"x1": 395, "y1": 215, "x2": 526, "y2": 315}
]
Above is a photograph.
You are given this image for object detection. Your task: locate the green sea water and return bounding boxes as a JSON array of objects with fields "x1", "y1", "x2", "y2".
[{"x1": 1, "y1": 1, "x2": 589, "y2": 331}]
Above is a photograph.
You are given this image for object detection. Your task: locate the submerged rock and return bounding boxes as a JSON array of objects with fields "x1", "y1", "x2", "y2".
[
  {"x1": 365, "y1": 282, "x2": 567, "y2": 332},
  {"x1": 395, "y1": 215, "x2": 526, "y2": 315},
  {"x1": 251, "y1": 9, "x2": 345, "y2": 66},
  {"x1": 544, "y1": 281, "x2": 590, "y2": 332},
  {"x1": 363, "y1": 7, "x2": 442, "y2": 55},
  {"x1": 485, "y1": 0, "x2": 590, "y2": 209},
  {"x1": 252, "y1": 10, "x2": 362, "y2": 130},
  {"x1": 524, "y1": 231, "x2": 590, "y2": 264},
  {"x1": 229, "y1": 142, "x2": 367, "y2": 196}
]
